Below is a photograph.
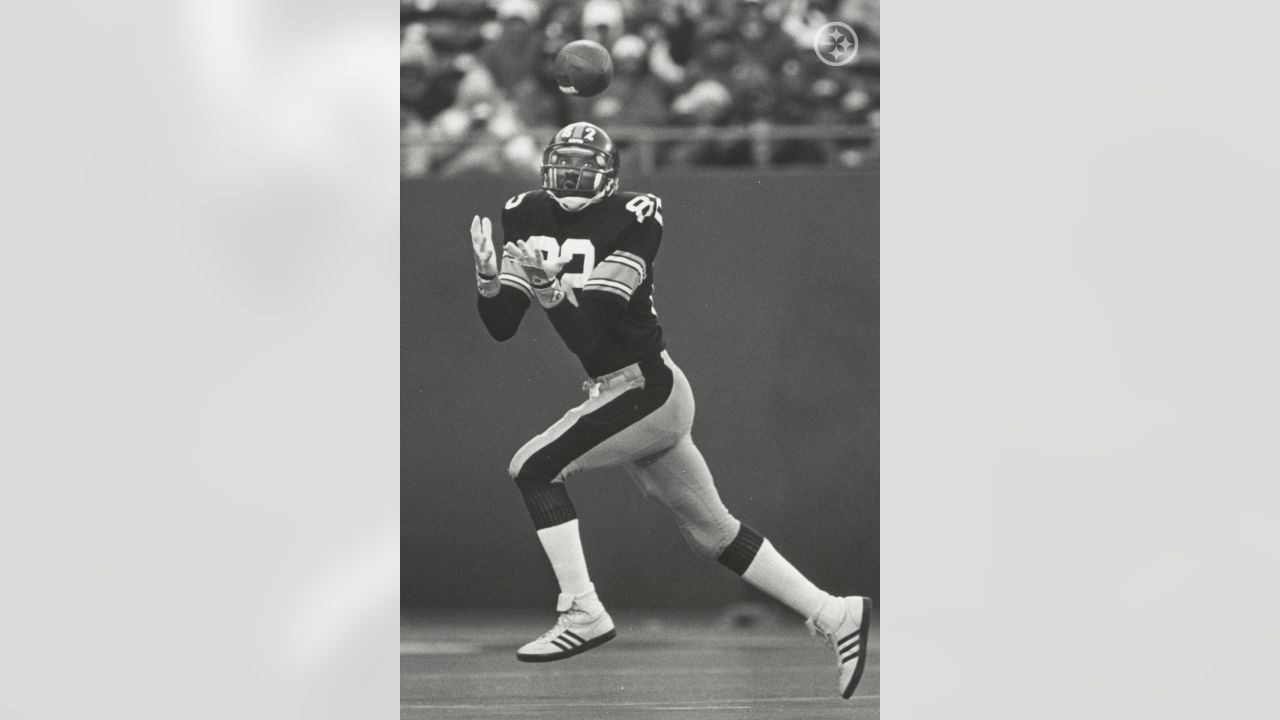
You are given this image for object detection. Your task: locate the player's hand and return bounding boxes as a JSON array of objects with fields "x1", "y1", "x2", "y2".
[
  {"x1": 471, "y1": 215, "x2": 498, "y2": 279},
  {"x1": 505, "y1": 240, "x2": 569, "y2": 287},
  {"x1": 505, "y1": 240, "x2": 569, "y2": 308},
  {"x1": 472, "y1": 215, "x2": 504, "y2": 298}
]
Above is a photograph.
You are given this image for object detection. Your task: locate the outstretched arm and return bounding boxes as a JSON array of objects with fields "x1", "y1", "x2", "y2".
[{"x1": 471, "y1": 215, "x2": 530, "y2": 342}]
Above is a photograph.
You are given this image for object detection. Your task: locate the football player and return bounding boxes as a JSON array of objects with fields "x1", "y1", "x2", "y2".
[{"x1": 468, "y1": 121, "x2": 872, "y2": 699}]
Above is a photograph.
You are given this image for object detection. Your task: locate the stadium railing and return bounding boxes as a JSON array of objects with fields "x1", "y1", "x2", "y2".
[
  {"x1": 403, "y1": 124, "x2": 879, "y2": 177},
  {"x1": 610, "y1": 124, "x2": 878, "y2": 173}
]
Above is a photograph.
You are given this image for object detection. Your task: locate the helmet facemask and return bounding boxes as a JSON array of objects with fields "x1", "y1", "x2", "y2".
[{"x1": 542, "y1": 146, "x2": 617, "y2": 212}]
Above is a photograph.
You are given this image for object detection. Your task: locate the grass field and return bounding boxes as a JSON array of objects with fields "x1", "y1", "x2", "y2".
[{"x1": 402, "y1": 610, "x2": 879, "y2": 719}]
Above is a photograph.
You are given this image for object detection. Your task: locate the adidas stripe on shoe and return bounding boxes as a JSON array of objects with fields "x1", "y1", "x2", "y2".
[
  {"x1": 807, "y1": 595, "x2": 873, "y2": 699},
  {"x1": 516, "y1": 590, "x2": 617, "y2": 663}
]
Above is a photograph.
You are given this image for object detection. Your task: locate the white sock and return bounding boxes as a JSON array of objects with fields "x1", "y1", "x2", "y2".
[
  {"x1": 536, "y1": 519, "x2": 593, "y2": 597},
  {"x1": 742, "y1": 539, "x2": 836, "y2": 623}
]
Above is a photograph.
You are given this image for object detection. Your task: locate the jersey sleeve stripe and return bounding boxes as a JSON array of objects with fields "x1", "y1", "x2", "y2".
[
  {"x1": 583, "y1": 282, "x2": 631, "y2": 301},
  {"x1": 591, "y1": 262, "x2": 642, "y2": 287},
  {"x1": 584, "y1": 278, "x2": 633, "y2": 299},
  {"x1": 585, "y1": 277, "x2": 632, "y2": 293},
  {"x1": 500, "y1": 273, "x2": 533, "y2": 298},
  {"x1": 613, "y1": 250, "x2": 646, "y2": 268},
  {"x1": 602, "y1": 255, "x2": 646, "y2": 278}
]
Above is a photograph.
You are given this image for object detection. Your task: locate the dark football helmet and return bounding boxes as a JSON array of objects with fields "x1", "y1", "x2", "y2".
[{"x1": 541, "y1": 122, "x2": 619, "y2": 211}]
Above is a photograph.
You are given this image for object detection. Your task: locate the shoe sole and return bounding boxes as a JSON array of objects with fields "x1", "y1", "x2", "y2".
[
  {"x1": 842, "y1": 597, "x2": 873, "y2": 699},
  {"x1": 516, "y1": 628, "x2": 617, "y2": 663}
]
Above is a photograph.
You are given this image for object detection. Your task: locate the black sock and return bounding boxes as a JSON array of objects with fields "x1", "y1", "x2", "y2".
[{"x1": 716, "y1": 523, "x2": 764, "y2": 576}]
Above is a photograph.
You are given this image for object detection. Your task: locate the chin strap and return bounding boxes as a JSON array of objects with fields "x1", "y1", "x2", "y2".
[{"x1": 548, "y1": 179, "x2": 617, "y2": 212}]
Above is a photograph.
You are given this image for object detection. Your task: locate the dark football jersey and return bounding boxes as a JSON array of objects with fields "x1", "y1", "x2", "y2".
[{"x1": 500, "y1": 189, "x2": 666, "y2": 377}]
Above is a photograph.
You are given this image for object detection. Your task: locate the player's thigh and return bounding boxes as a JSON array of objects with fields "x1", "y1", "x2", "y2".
[
  {"x1": 507, "y1": 395, "x2": 602, "y2": 478},
  {"x1": 556, "y1": 391, "x2": 682, "y2": 477},
  {"x1": 512, "y1": 355, "x2": 696, "y2": 481},
  {"x1": 561, "y1": 361, "x2": 697, "y2": 476},
  {"x1": 511, "y1": 378, "x2": 678, "y2": 481}
]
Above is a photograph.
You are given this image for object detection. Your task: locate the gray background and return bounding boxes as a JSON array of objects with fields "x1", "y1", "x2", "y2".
[
  {"x1": 401, "y1": 170, "x2": 879, "y2": 609},
  {"x1": 5, "y1": 2, "x2": 1277, "y2": 718}
]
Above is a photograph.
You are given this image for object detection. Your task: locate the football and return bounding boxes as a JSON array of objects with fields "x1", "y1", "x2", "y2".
[{"x1": 554, "y1": 40, "x2": 613, "y2": 97}]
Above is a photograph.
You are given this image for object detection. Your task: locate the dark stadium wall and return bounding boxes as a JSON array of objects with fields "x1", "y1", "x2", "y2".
[{"x1": 402, "y1": 170, "x2": 878, "y2": 610}]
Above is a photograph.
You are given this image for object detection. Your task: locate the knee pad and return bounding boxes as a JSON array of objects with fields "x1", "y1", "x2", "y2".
[{"x1": 512, "y1": 470, "x2": 576, "y2": 530}]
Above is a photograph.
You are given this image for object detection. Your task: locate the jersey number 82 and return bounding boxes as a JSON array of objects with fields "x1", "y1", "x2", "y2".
[{"x1": 525, "y1": 235, "x2": 595, "y2": 289}]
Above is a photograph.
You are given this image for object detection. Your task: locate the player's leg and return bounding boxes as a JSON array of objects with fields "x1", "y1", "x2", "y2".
[
  {"x1": 506, "y1": 355, "x2": 685, "y2": 661},
  {"x1": 622, "y1": 431, "x2": 872, "y2": 698},
  {"x1": 505, "y1": 399, "x2": 618, "y2": 663},
  {"x1": 622, "y1": 435, "x2": 846, "y2": 617}
]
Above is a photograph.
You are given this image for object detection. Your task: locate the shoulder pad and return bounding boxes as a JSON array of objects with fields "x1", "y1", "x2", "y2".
[
  {"x1": 504, "y1": 190, "x2": 537, "y2": 211},
  {"x1": 620, "y1": 192, "x2": 663, "y2": 226}
]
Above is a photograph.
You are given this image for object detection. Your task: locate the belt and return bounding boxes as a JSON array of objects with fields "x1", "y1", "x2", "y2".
[{"x1": 582, "y1": 352, "x2": 667, "y2": 399}]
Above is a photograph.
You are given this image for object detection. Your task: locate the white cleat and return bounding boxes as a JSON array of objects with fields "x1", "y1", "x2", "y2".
[
  {"x1": 516, "y1": 588, "x2": 616, "y2": 663},
  {"x1": 807, "y1": 595, "x2": 873, "y2": 699}
]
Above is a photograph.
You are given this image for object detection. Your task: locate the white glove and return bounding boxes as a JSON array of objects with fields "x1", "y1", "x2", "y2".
[
  {"x1": 471, "y1": 215, "x2": 501, "y2": 297},
  {"x1": 505, "y1": 239, "x2": 570, "y2": 308}
]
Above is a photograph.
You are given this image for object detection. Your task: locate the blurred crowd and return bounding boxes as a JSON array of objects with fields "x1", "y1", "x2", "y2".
[{"x1": 402, "y1": 0, "x2": 880, "y2": 177}]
